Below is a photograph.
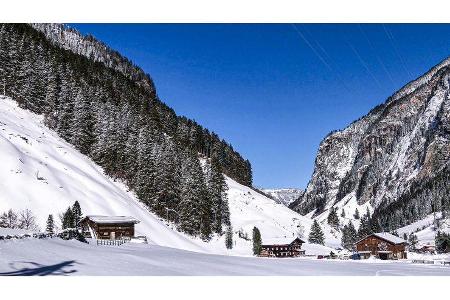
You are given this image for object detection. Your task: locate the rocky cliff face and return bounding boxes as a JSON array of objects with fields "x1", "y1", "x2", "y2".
[{"x1": 292, "y1": 57, "x2": 450, "y2": 230}]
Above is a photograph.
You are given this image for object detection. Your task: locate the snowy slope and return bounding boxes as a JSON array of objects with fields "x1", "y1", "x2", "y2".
[
  {"x1": 223, "y1": 178, "x2": 341, "y2": 253},
  {"x1": 0, "y1": 95, "x2": 338, "y2": 255},
  {"x1": 396, "y1": 213, "x2": 450, "y2": 246},
  {"x1": 0, "y1": 95, "x2": 209, "y2": 252}
]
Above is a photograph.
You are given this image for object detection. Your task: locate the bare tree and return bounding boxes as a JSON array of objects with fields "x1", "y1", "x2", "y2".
[{"x1": 18, "y1": 209, "x2": 38, "y2": 231}]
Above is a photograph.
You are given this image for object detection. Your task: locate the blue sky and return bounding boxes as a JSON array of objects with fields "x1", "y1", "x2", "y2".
[{"x1": 71, "y1": 24, "x2": 450, "y2": 189}]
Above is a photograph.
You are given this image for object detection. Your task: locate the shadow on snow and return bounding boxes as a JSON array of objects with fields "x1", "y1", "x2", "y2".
[{"x1": 0, "y1": 260, "x2": 78, "y2": 276}]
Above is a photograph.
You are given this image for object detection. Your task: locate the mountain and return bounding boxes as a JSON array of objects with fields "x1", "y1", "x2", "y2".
[
  {"x1": 0, "y1": 23, "x2": 253, "y2": 240},
  {"x1": 261, "y1": 188, "x2": 304, "y2": 206},
  {"x1": 0, "y1": 95, "x2": 340, "y2": 254},
  {"x1": 292, "y1": 57, "x2": 450, "y2": 231},
  {"x1": 30, "y1": 23, "x2": 156, "y2": 96}
]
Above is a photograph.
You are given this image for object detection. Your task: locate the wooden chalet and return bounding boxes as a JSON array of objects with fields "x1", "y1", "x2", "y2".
[
  {"x1": 259, "y1": 237, "x2": 305, "y2": 258},
  {"x1": 418, "y1": 244, "x2": 436, "y2": 254},
  {"x1": 355, "y1": 232, "x2": 408, "y2": 260},
  {"x1": 80, "y1": 215, "x2": 140, "y2": 240}
]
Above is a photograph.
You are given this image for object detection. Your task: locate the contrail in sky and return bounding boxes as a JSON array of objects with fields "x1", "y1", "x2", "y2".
[
  {"x1": 290, "y1": 24, "x2": 352, "y2": 93},
  {"x1": 348, "y1": 42, "x2": 384, "y2": 91},
  {"x1": 358, "y1": 24, "x2": 396, "y2": 87},
  {"x1": 382, "y1": 24, "x2": 413, "y2": 79}
]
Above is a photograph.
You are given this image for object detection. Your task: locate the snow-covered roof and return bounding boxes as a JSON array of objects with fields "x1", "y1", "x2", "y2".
[
  {"x1": 262, "y1": 237, "x2": 305, "y2": 246},
  {"x1": 83, "y1": 215, "x2": 140, "y2": 224},
  {"x1": 357, "y1": 232, "x2": 407, "y2": 245}
]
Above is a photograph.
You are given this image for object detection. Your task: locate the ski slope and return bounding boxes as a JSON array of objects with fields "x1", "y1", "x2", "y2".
[{"x1": 0, "y1": 95, "x2": 339, "y2": 255}]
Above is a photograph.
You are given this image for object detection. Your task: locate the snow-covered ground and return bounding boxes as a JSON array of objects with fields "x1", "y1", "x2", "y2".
[
  {"x1": 0, "y1": 95, "x2": 340, "y2": 256},
  {"x1": 1, "y1": 238, "x2": 450, "y2": 275}
]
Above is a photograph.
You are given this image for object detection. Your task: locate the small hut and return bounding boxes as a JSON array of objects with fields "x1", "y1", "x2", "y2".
[{"x1": 79, "y1": 215, "x2": 140, "y2": 240}]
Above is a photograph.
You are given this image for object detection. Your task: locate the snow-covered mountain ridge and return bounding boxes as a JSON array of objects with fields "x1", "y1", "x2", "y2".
[
  {"x1": 292, "y1": 56, "x2": 450, "y2": 231},
  {"x1": 30, "y1": 23, "x2": 156, "y2": 95},
  {"x1": 0, "y1": 95, "x2": 339, "y2": 254},
  {"x1": 260, "y1": 188, "x2": 304, "y2": 206}
]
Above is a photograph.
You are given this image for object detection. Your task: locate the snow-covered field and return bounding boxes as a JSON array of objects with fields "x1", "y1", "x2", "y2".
[{"x1": 1, "y1": 238, "x2": 450, "y2": 276}]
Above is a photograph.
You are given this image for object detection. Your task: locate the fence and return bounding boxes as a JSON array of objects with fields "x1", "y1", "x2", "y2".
[{"x1": 96, "y1": 238, "x2": 129, "y2": 246}]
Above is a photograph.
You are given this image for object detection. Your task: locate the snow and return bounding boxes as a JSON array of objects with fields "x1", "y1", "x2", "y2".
[
  {"x1": 301, "y1": 243, "x2": 336, "y2": 256},
  {"x1": 83, "y1": 215, "x2": 140, "y2": 224},
  {"x1": 0, "y1": 95, "x2": 340, "y2": 256},
  {"x1": 370, "y1": 232, "x2": 407, "y2": 245},
  {"x1": 0, "y1": 228, "x2": 36, "y2": 236},
  {"x1": 1, "y1": 238, "x2": 450, "y2": 275},
  {"x1": 262, "y1": 237, "x2": 304, "y2": 245}
]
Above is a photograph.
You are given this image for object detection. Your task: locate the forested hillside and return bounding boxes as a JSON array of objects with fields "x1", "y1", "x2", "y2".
[{"x1": 0, "y1": 23, "x2": 252, "y2": 240}]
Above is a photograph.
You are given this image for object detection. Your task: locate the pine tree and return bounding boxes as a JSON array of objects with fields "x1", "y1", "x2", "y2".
[
  {"x1": 72, "y1": 201, "x2": 82, "y2": 229},
  {"x1": 435, "y1": 232, "x2": 450, "y2": 253},
  {"x1": 327, "y1": 207, "x2": 340, "y2": 230},
  {"x1": 341, "y1": 221, "x2": 357, "y2": 250},
  {"x1": 354, "y1": 208, "x2": 360, "y2": 219},
  {"x1": 208, "y1": 154, "x2": 230, "y2": 234},
  {"x1": 308, "y1": 219, "x2": 325, "y2": 245},
  {"x1": 369, "y1": 217, "x2": 382, "y2": 233},
  {"x1": 70, "y1": 88, "x2": 93, "y2": 154},
  {"x1": 0, "y1": 209, "x2": 18, "y2": 228},
  {"x1": 252, "y1": 226, "x2": 262, "y2": 255},
  {"x1": 178, "y1": 150, "x2": 211, "y2": 238},
  {"x1": 46, "y1": 214, "x2": 55, "y2": 235},
  {"x1": 408, "y1": 233, "x2": 418, "y2": 251},
  {"x1": 341, "y1": 209, "x2": 345, "y2": 218},
  {"x1": 225, "y1": 225, "x2": 233, "y2": 249},
  {"x1": 62, "y1": 207, "x2": 74, "y2": 229}
]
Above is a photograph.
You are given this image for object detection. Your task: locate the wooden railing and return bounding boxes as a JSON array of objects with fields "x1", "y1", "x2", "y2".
[{"x1": 96, "y1": 238, "x2": 129, "y2": 246}]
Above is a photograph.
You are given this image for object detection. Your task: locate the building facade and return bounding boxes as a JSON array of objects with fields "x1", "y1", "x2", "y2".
[
  {"x1": 260, "y1": 237, "x2": 305, "y2": 257},
  {"x1": 355, "y1": 232, "x2": 408, "y2": 260}
]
